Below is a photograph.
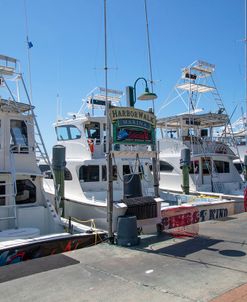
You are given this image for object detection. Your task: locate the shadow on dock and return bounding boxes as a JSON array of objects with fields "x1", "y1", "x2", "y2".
[
  {"x1": 130, "y1": 232, "x2": 246, "y2": 259},
  {"x1": 0, "y1": 253, "x2": 79, "y2": 283}
]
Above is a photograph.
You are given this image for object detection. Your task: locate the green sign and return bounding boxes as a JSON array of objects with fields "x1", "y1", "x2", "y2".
[{"x1": 110, "y1": 107, "x2": 156, "y2": 145}]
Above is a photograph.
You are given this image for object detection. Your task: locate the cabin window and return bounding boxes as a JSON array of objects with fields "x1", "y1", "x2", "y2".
[
  {"x1": 39, "y1": 164, "x2": 72, "y2": 180},
  {"x1": 189, "y1": 160, "x2": 199, "y2": 174},
  {"x1": 214, "y1": 161, "x2": 230, "y2": 173},
  {"x1": 160, "y1": 161, "x2": 174, "y2": 172},
  {"x1": 79, "y1": 165, "x2": 99, "y2": 182},
  {"x1": 102, "y1": 165, "x2": 118, "y2": 181},
  {"x1": 234, "y1": 162, "x2": 244, "y2": 174},
  {"x1": 201, "y1": 129, "x2": 208, "y2": 137},
  {"x1": 10, "y1": 120, "x2": 28, "y2": 153},
  {"x1": 64, "y1": 168, "x2": 73, "y2": 180},
  {"x1": 70, "y1": 126, "x2": 81, "y2": 140},
  {"x1": 113, "y1": 166, "x2": 118, "y2": 180},
  {"x1": 102, "y1": 165, "x2": 107, "y2": 181},
  {"x1": 0, "y1": 181, "x2": 5, "y2": 205},
  {"x1": 56, "y1": 125, "x2": 81, "y2": 141},
  {"x1": 85, "y1": 122, "x2": 100, "y2": 140},
  {"x1": 39, "y1": 164, "x2": 53, "y2": 178},
  {"x1": 202, "y1": 158, "x2": 211, "y2": 175},
  {"x1": 16, "y1": 179, "x2": 36, "y2": 204},
  {"x1": 39, "y1": 164, "x2": 50, "y2": 173}
]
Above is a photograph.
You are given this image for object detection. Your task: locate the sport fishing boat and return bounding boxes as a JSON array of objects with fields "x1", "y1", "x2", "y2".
[
  {"x1": 156, "y1": 60, "x2": 245, "y2": 199},
  {"x1": 43, "y1": 87, "x2": 161, "y2": 232},
  {"x1": 0, "y1": 55, "x2": 106, "y2": 266}
]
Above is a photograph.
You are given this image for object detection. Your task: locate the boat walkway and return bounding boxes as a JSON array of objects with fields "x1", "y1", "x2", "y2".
[{"x1": 1, "y1": 213, "x2": 247, "y2": 302}]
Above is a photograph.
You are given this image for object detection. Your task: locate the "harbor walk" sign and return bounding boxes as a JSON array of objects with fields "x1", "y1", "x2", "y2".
[{"x1": 110, "y1": 107, "x2": 156, "y2": 145}]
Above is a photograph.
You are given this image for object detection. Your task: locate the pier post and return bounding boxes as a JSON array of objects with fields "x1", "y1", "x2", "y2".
[
  {"x1": 180, "y1": 148, "x2": 190, "y2": 195},
  {"x1": 52, "y1": 145, "x2": 66, "y2": 217}
]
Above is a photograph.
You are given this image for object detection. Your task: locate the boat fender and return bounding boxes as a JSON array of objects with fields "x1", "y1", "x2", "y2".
[
  {"x1": 244, "y1": 187, "x2": 247, "y2": 212},
  {"x1": 88, "y1": 139, "x2": 94, "y2": 153}
]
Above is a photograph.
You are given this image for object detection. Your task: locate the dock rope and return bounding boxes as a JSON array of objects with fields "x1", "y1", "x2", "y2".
[{"x1": 69, "y1": 217, "x2": 106, "y2": 245}]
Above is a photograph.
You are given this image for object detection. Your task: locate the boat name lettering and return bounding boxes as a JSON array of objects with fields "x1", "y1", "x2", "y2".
[{"x1": 161, "y1": 207, "x2": 228, "y2": 229}]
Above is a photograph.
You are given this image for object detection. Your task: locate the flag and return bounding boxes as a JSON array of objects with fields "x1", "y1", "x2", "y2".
[{"x1": 28, "y1": 41, "x2": 33, "y2": 49}]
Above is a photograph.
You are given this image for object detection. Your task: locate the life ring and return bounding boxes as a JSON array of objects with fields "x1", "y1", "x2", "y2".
[
  {"x1": 87, "y1": 139, "x2": 94, "y2": 153},
  {"x1": 244, "y1": 187, "x2": 247, "y2": 212}
]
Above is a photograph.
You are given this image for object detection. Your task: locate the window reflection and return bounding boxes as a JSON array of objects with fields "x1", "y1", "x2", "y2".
[
  {"x1": 56, "y1": 125, "x2": 81, "y2": 141},
  {"x1": 10, "y1": 120, "x2": 28, "y2": 153}
]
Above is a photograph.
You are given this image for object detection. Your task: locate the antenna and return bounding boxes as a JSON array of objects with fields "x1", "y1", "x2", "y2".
[
  {"x1": 56, "y1": 93, "x2": 62, "y2": 121},
  {"x1": 144, "y1": 0, "x2": 159, "y2": 197},
  {"x1": 144, "y1": 0, "x2": 155, "y2": 112},
  {"x1": 23, "y1": 0, "x2": 33, "y2": 102}
]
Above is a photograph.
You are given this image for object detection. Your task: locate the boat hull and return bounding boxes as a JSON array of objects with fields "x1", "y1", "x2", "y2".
[
  {"x1": 160, "y1": 198, "x2": 244, "y2": 231},
  {"x1": 64, "y1": 198, "x2": 127, "y2": 231},
  {"x1": 0, "y1": 232, "x2": 107, "y2": 266}
]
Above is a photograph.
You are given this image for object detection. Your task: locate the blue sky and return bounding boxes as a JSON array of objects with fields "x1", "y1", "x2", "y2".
[{"x1": 0, "y1": 0, "x2": 245, "y2": 152}]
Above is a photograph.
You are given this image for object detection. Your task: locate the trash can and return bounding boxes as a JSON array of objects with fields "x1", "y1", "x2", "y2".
[{"x1": 116, "y1": 215, "x2": 139, "y2": 246}]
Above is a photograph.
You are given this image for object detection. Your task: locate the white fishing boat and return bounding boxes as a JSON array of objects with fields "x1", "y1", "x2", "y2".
[
  {"x1": 0, "y1": 55, "x2": 106, "y2": 266},
  {"x1": 43, "y1": 87, "x2": 161, "y2": 232},
  {"x1": 156, "y1": 60, "x2": 245, "y2": 199}
]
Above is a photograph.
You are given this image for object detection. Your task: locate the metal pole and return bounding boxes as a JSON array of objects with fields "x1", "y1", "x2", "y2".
[
  {"x1": 133, "y1": 77, "x2": 148, "y2": 105},
  {"x1": 104, "y1": 0, "x2": 114, "y2": 242},
  {"x1": 143, "y1": 1, "x2": 159, "y2": 197},
  {"x1": 133, "y1": 77, "x2": 159, "y2": 197},
  {"x1": 152, "y1": 134, "x2": 159, "y2": 197},
  {"x1": 144, "y1": 0, "x2": 154, "y2": 112}
]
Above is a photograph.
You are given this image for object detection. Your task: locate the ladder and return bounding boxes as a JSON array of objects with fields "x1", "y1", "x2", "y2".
[
  {"x1": 20, "y1": 76, "x2": 52, "y2": 167},
  {"x1": 0, "y1": 55, "x2": 51, "y2": 167},
  {"x1": 0, "y1": 184, "x2": 17, "y2": 229},
  {"x1": 0, "y1": 152, "x2": 18, "y2": 229},
  {"x1": 210, "y1": 76, "x2": 242, "y2": 164}
]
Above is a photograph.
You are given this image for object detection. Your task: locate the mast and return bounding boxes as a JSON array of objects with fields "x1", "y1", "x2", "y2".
[
  {"x1": 104, "y1": 0, "x2": 113, "y2": 242},
  {"x1": 144, "y1": 0, "x2": 159, "y2": 197},
  {"x1": 144, "y1": 0, "x2": 154, "y2": 111}
]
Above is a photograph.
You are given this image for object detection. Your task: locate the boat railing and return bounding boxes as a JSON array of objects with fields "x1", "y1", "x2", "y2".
[
  {"x1": 158, "y1": 137, "x2": 185, "y2": 154},
  {"x1": 184, "y1": 139, "x2": 236, "y2": 156},
  {"x1": 10, "y1": 144, "x2": 35, "y2": 154},
  {"x1": 158, "y1": 136, "x2": 236, "y2": 156}
]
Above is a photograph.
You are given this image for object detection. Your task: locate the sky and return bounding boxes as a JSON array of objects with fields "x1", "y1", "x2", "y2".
[{"x1": 0, "y1": 0, "x2": 246, "y2": 153}]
